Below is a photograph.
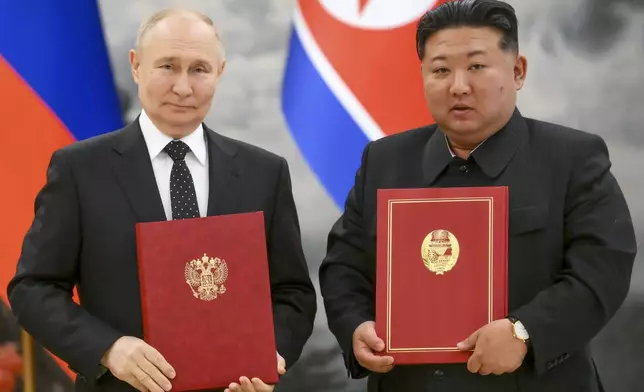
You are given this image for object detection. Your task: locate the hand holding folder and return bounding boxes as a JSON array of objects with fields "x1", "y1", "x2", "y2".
[
  {"x1": 136, "y1": 212, "x2": 279, "y2": 391},
  {"x1": 375, "y1": 186, "x2": 509, "y2": 365},
  {"x1": 224, "y1": 352, "x2": 286, "y2": 392},
  {"x1": 100, "y1": 336, "x2": 175, "y2": 392}
]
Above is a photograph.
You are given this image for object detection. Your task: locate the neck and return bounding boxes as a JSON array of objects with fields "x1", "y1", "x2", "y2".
[
  {"x1": 446, "y1": 132, "x2": 490, "y2": 159},
  {"x1": 148, "y1": 116, "x2": 200, "y2": 139},
  {"x1": 449, "y1": 143, "x2": 474, "y2": 160},
  {"x1": 445, "y1": 110, "x2": 515, "y2": 159},
  {"x1": 158, "y1": 124, "x2": 199, "y2": 139}
]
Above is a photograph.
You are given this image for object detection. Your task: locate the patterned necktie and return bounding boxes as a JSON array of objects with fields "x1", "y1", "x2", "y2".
[{"x1": 164, "y1": 140, "x2": 199, "y2": 220}]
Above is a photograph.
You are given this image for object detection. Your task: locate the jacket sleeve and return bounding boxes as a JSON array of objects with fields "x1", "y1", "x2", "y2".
[
  {"x1": 266, "y1": 157, "x2": 317, "y2": 369},
  {"x1": 510, "y1": 134, "x2": 637, "y2": 375},
  {"x1": 6, "y1": 150, "x2": 123, "y2": 382},
  {"x1": 319, "y1": 143, "x2": 374, "y2": 379}
]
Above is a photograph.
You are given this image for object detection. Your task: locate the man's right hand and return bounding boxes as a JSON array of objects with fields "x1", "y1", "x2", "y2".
[
  {"x1": 101, "y1": 336, "x2": 175, "y2": 392},
  {"x1": 352, "y1": 321, "x2": 394, "y2": 373}
]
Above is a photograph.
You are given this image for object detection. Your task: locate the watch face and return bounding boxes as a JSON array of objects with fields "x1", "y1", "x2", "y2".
[{"x1": 514, "y1": 321, "x2": 529, "y2": 340}]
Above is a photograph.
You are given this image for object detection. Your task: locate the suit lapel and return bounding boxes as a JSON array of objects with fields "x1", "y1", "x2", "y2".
[
  {"x1": 204, "y1": 126, "x2": 239, "y2": 216},
  {"x1": 110, "y1": 120, "x2": 166, "y2": 223}
]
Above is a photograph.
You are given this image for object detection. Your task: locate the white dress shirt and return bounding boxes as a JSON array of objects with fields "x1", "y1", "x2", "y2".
[{"x1": 139, "y1": 110, "x2": 209, "y2": 220}]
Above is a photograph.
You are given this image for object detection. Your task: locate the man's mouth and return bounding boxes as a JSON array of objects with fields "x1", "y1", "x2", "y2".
[
  {"x1": 451, "y1": 104, "x2": 473, "y2": 112},
  {"x1": 166, "y1": 103, "x2": 193, "y2": 109}
]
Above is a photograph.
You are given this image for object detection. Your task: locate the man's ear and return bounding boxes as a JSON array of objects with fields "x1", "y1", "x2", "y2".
[
  {"x1": 219, "y1": 59, "x2": 226, "y2": 77},
  {"x1": 514, "y1": 54, "x2": 527, "y2": 91},
  {"x1": 214, "y1": 59, "x2": 226, "y2": 85},
  {"x1": 129, "y1": 49, "x2": 140, "y2": 84}
]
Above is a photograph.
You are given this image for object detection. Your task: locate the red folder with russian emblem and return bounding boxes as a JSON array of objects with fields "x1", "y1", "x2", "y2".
[
  {"x1": 375, "y1": 187, "x2": 508, "y2": 364},
  {"x1": 135, "y1": 211, "x2": 278, "y2": 391}
]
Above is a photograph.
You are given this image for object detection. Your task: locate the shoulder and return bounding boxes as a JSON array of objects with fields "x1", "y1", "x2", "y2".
[
  {"x1": 207, "y1": 128, "x2": 288, "y2": 172},
  {"x1": 524, "y1": 117, "x2": 608, "y2": 156},
  {"x1": 48, "y1": 127, "x2": 125, "y2": 165}
]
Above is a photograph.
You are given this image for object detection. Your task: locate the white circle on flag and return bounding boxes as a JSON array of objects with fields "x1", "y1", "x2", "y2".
[{"x1": 320, "y1": 0, "x2": 437, "y2": 30}]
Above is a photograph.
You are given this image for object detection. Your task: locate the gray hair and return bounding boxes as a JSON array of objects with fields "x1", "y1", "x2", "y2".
[{"x1": 135, "y1": 8, "x2": 226, "y2": 62}]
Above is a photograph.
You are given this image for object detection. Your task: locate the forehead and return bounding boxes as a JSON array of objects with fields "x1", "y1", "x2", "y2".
[
  {"x1": 424, "y1": 26, "x2": 503, "y2": 60},
  {"x1": 141, "y1": 16, "x2": 219, "y2": 61}
]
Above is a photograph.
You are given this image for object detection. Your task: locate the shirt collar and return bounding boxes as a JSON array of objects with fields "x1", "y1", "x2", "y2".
[
  {"x1": 444, "y1": 134, "x2": 485, "y2": 158},
  {"x1": 423, "y1": 107, "x2": 528, "y2": 184},
  {"x1": 139, "y1": 109, "x2": 207, "y2": 166}
]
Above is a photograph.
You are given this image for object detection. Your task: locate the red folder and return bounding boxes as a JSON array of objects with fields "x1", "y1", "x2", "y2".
[
  {"x1": 376, "y1": 187, "x2": 508, "y2": 364},
  {"x1": 136, "y1": 212, "x2": 278, "y2": 391}
]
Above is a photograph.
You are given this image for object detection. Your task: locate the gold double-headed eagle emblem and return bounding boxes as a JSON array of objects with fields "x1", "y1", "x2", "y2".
[
  {"x1": 184, "y1": 253, "x2": 228, "y2": 301},
  {"x1": 421, "y1": 229, "x2": 460, "y2": 275}
]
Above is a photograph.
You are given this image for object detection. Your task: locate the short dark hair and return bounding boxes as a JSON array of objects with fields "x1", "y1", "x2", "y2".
[{"x1": 416, "y1": 0, "x2": 519, "y2": 60}]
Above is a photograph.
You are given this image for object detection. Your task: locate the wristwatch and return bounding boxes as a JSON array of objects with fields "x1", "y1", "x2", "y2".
[{"x1": 507, "y1": 316, "x2": 529, "y2": 343}]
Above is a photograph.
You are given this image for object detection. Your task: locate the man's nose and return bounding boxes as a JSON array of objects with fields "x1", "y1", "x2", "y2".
[
  {"x1": 449, "y1": 71, "x2": 471, "y2": 96},
  {"x1": 172, "y1": 72, "x2": 193, "y2": 97}
]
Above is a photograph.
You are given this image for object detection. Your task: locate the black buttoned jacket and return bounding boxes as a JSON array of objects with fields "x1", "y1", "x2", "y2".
[{"x1": 319, "y1": 108, "x2": 637, "y2": 392}]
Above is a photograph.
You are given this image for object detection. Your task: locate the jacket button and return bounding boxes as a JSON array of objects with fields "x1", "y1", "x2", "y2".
[{"x1": 433, "y1": 369, "x2": 444, "y2": 379}]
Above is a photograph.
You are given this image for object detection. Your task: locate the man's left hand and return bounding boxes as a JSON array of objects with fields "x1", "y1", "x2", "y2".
[
  {"x1": 225, "y1": 352, "x2": 286, "y2": 392},
  {"x1": 457, "y1": 319, "x2": 527, "y2": 375}
]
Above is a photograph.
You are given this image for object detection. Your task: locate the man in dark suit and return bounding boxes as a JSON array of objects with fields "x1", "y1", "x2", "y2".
[
  {"x1": 318, "y1": 1, "x2": 637, "y2": 391},
  {"x1": 7, "y1": 8, "x2": 316, "y2": 392}
]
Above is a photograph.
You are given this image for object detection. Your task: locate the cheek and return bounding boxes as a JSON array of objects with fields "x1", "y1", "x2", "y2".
[
  {"x1": 473, "y1": 78, "x2": 506, "y2": 103},
  {"x1": 423, "y1": 81, "x2": 447, "y2": 106},
  {"x1": 192, "y1": 76, "x2": 217, "y2": 102},
  {"x1": 492, "y1": 78, "x2": 515, "y2": 105},
  {"x1": 145, "y1": 74, "x2": 172, "y2": 97}
]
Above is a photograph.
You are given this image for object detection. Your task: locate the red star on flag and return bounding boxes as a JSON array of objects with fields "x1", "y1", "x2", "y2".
[{"x1": 358, "y1": 0, "x2": 371, "y2": 15}]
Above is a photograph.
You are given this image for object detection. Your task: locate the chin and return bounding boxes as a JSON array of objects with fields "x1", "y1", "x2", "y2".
[
  {"x1": 162, "y1": 107, "x2": 197, "y2": 119},
  {"x1": 437, "y1": 117, "x2": 481, "y2": 134},
  {"x1": 158, "y1": 113, "x2": 198, "y2": 128}
]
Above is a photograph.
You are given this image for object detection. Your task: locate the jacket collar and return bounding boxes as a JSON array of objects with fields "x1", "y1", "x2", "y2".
[{"x1": 422, "y1": 107, "x2": 528, "y2": 185}]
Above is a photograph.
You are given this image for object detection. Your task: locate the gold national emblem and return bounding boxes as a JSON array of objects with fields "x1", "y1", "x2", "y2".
[
  {"x1": 184, "y1": 253, "x2": 228, "y2": 301},
  {"x1": 421, "y1": 230, "x2": 460, "y2": 275}
]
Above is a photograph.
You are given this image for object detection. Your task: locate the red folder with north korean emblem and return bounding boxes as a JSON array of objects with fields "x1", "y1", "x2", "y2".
[{"x1": 376, "y1": 187, "x2": 508, "y2": 364}]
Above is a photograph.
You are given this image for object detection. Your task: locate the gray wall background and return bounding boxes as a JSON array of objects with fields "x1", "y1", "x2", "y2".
[{"x1": 97, "y1": 1, "x2": 643, "y2": 391}]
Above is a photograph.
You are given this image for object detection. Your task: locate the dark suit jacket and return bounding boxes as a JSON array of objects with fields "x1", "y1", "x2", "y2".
[
  {"x1": 318, "y1": 108, "x2": 637, "y2": 392},
  {"x1": 7, "y1": 120, "x2": 317, "y2": 391}
]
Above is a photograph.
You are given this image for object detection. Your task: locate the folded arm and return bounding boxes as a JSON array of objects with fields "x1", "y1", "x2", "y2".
[
  {"x1": 266, "y1": 158, "x2": 317, "y2": 369},
  {"x1": 511, "y1": 134, "x2": 637, "y2": 374},
  {"x1": 319, "y1": 143, "x2": 375, "y2": 378},
  {"x1": 6, "y1": 150, "x2": 123, "y2": 381}
]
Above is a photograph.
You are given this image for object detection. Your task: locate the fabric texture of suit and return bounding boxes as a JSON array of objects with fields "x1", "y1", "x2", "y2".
[
  {"x1": 7, "y1": 119, "x2": 317, "y2": 391},
  {"x1": 318, "y1": 108, "x2": 637, "y2": 392}
]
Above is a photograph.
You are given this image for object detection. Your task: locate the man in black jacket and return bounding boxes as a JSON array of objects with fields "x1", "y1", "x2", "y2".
[
  {"x1": 318, "y1": 1, "x2": 637, "y2": 391},
  {"x1": 7, "y1": 8, "x2": 316, "y2": 392}
]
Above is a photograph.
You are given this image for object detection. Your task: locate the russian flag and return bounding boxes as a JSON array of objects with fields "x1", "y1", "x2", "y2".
[
  {"x1": 0, "y1": 0, "x2": 123, "y2": 378},
  {"x1": 281, "y1": 0, "x2": 448, "y2": 207}
]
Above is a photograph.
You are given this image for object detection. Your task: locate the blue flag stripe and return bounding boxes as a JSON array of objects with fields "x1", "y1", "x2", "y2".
[{"x1": 281, "y1": 26, "x2": 370, "y2": 207}]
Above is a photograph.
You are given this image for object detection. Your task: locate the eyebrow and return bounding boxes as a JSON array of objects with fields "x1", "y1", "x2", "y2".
[
  {"x1": 154, "y1": 56, "x2": 180, "y2": 63},
  {"x1": 430, "y1": 50, "x2": 487, "y2": 62},
  {"x1": 154, "y1": 57, "x2": 213, "y2": 68}
]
